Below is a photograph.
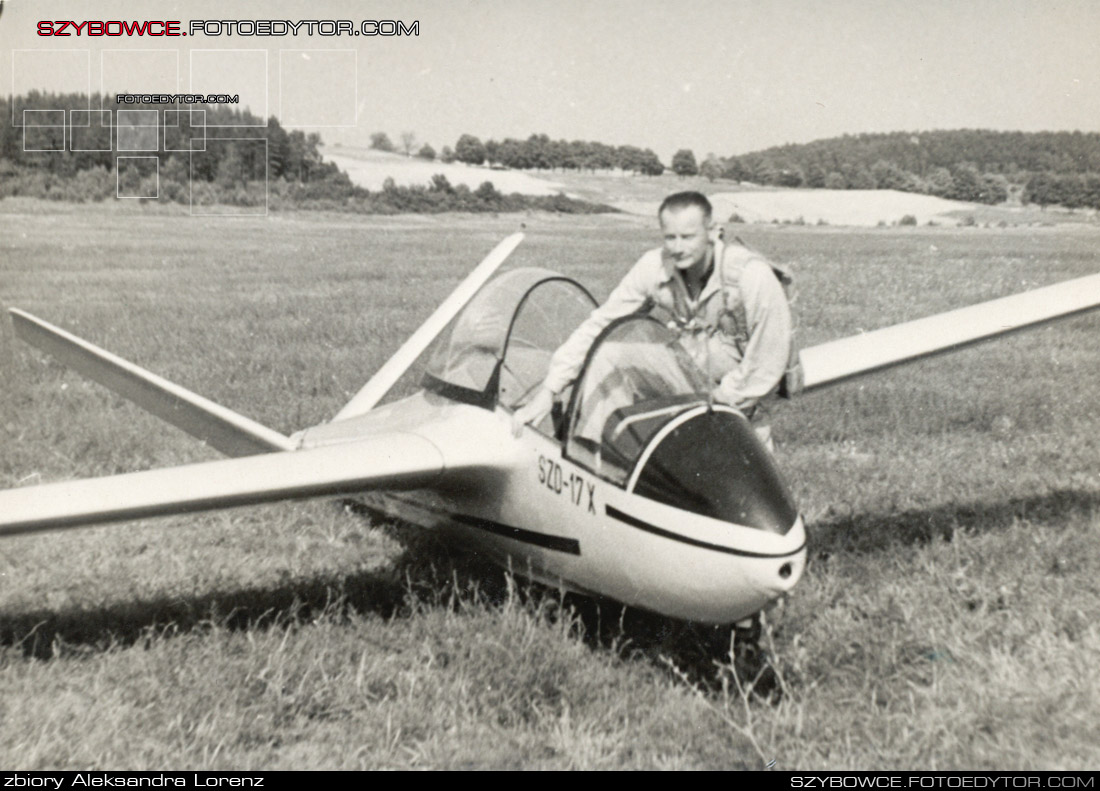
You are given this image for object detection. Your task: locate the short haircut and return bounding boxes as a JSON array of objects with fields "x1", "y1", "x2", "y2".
[{"x1": 658, "y1": 191, "x2": 712, "y2": 220}]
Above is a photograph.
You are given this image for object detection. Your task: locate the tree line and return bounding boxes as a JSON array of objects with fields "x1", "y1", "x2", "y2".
[
  {"x1": 9, "y1": 93, "x2": 1096, "y2": 211},
  {"x1": 370, "y1": 130, "x2": 666, "y2": 175},
  {"x1": 1, "y1": 91, "x2": 334, "y2": 187},
  {"x1": 371, "y1": 126, "x2": 1100, "y2": 209},
  {"x1": 714, "y1": 129, "x2": 1100, "y2": 208},
  {"x1": 0, "y1": 92, "x2": 616, "y2": 214}
]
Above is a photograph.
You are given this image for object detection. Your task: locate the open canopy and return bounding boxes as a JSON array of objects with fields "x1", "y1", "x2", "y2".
[{"x1": 423, "y1": 267, "x2": 597, "y2": 408}]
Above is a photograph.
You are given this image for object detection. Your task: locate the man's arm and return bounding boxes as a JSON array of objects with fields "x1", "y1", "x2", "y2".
[
  {"x1": 713, "y1": 259, "x2": 792, "y2": 411},
  {"x1": 542, "y1": 254, "x2": 658, "y2": 395},
  {"x1": 512, "y1": 252, "x2": 658, "y2": 434}
]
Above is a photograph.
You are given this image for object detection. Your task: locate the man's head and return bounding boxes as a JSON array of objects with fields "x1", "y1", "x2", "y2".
[{"x1": 658, "y1": 192, "x2": 714, "y2": 272}]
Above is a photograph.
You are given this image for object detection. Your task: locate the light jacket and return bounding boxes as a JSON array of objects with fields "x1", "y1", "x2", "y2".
[{"x1": 543, "y1": 238, "x2": 792, "y2": 411}]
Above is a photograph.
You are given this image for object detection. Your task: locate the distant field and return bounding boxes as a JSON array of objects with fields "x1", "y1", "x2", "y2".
[
  {"x1": 1, "y1": 201, "x2": 1098, "y2": 769},
  {"x1": 319, "y1": 146, "x2": 1100, "y2": 228},
  {"x1": 322, "y1": 145, "x2": 569, "y2": 195},
  {"x1": 709, "y1": 189, "x2": 975, "y2": 227}
]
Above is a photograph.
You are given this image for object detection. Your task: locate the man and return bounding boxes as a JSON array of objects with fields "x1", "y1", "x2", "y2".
[{"x1": 512, "y1": 191, "x2": 792, "y2": 448}]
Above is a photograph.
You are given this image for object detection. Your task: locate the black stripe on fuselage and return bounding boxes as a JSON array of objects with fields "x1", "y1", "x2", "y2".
[
  {"x1": 381, "y1": 493, "x2": 582, "y2": 556},
  {"x1": 450, "y1": 513, "x2": 581, "y2": 555},
  {"x1": 605, "y1": 505, "x2": 804, "y2": 558}
]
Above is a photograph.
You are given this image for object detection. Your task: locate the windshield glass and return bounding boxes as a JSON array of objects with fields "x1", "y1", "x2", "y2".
[
  {"x1": 424, "y1": 268, "x2": 595, "y2": 408},
  {"x1": 499, "y1": 278, "x2": 597, "y2": 413},
  {"x1": 566, "y1": 316, "x2": 710, "y2": 484}
]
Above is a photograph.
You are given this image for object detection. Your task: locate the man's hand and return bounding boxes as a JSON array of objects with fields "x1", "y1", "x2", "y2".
[
  {"x1": 511, "y1": 386, "x2": 555, "y2": 437},
  {"x1": 710, "y1": 386, "x2": 756, "y2": 416}
]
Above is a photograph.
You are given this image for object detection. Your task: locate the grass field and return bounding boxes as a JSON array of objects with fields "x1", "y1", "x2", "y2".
[{"x1": 1, "y1": 200, "x2": 1098, "y2": 769}]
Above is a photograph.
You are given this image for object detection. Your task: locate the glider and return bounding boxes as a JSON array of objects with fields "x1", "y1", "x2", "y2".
[{"x1": 2, "y1": 233, "x2": 1099, "y2": 624}]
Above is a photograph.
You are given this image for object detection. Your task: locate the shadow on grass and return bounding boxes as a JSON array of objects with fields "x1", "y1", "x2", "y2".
[
  {"x1": 385, "y1": 530, "x2": 779, "y2": 692},
  {"x1": 0, "y1": 560, "x2": 406, "y2": 662},
  {"x1": 809, "y1": 487, "x2": 1100, "y2": 557},
  {"x1": 11, "y1": 487, "x2": 1083, "y2": 685},
  {"x1": 0, "y1": 511, "x2": 767, "y2": 691},
  {"x1": 0, "y1": 505, "x2": 436, "y2": 660}
]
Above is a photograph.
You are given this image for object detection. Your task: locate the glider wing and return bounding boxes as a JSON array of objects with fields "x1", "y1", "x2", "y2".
[
  {"x1": 798, "y1": 272, "x2": 1100, "y2": 391},
  {"x1": 10, "y1": 309, "x2": 294, "y2": 456},
  {"x1": 0, "y1": 431, "x2": 455, "y2": 537}
]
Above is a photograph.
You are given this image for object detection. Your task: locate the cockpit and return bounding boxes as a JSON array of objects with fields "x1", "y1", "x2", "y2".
[
  {"x1": 563, "y1": 317, "x2": 710, "y2": 484},
  {"x1": 422, "y1": 267, "x2": 797, "y2": 535}
]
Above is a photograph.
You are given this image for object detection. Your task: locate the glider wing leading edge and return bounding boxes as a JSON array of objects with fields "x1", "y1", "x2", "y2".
[
  {"x1": 10, "y1": 309, "x2": 294, "y2": 457},
  {"x1": 797, "y1": 272, "x2": 1100, "y2": 392}
]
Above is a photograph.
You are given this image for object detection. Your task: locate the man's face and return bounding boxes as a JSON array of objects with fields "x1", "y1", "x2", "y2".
[{"x1": 659, "y1": 205, "x2": 712, "y2": 271}]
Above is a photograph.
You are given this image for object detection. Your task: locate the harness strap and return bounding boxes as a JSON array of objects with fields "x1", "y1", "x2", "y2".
[
  {"x1": 718, "y1": 237, "x2": 802, "y2": 398},
  {"x1": 718, "y1": 242, "x2": 752, "y2": 355}
]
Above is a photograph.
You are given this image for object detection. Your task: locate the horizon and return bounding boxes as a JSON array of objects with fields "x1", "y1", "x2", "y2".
[{"x1": 2, "y1": 0, "x2": 1098, "y2": 162}]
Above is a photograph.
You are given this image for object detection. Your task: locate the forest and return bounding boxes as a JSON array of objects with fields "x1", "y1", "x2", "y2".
[
  {"x1": 0, "y1": 93, "x2": 613, "y2": 214},
  {"x1": 717, "y1": 129, "x2": 1100, "y2": 208}
]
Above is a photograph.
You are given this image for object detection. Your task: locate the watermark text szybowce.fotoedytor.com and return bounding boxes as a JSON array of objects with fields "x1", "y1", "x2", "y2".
[
  {"x1": 789, "y1": 778, "x2": 1094, "y2": 789},
  {"x1": 36, "y1": 19, "x2": 419, "y2": 37}
]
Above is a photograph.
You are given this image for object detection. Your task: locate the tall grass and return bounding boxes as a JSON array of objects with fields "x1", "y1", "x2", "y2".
[{"x1": 0, "y1": 202, "x2": 1098, "y2": 768}]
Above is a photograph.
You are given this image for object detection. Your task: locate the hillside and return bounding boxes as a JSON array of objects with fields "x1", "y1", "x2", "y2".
[{"x1": 719, "y1": 129, "x2": 1100, "y2": 209}]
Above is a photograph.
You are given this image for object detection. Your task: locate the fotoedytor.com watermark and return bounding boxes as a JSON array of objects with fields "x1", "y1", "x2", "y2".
[
  {"x1": 789, "y1": 777, "x2": 1094, "y2": 788},
  {"x1": 116, "y1": 94, "x2": 239, "y2": 105},
  {"x1": 36, "y1": 20, "x2": 419, "y2": 37}
]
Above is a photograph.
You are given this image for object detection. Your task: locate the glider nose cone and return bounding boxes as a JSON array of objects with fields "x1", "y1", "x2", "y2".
[{"x1": 632, "y1": 410, "x2": 798, "y2": 534}]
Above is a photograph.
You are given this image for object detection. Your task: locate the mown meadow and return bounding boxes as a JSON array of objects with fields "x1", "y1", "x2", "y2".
[{"x1": 0, "y1": 200, "x2": 1098, "y2": 769}]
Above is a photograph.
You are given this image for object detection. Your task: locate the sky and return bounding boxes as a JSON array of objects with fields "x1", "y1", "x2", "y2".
[{"x1": 2, "y1": 0, "x2": 1098, "y2": 161}]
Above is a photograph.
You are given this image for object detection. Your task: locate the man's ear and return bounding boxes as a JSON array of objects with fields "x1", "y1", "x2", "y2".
[{"x1": 707, "y1": 222, "x2": 721, "y2": 244}]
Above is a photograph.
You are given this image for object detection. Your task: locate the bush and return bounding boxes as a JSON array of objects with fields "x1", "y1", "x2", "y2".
[
  {"x1": 159, "y1": 178, "x2": 187, "y2": 204},
  {"x1": 899, "y1": 214, "x2": 917, "y2": 226},
  {"x1": 0, "y1": 166, "x2": 115, "y2": 202},
  {"x1": 369, "y1": 132, "x2": 395, "y2": 152},
  {"x1": 66, "y1": 167, "x2": 114, "y2": 201}
]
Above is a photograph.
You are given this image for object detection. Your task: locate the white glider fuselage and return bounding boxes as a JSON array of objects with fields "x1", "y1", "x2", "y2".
[{"x1": 299, "y1": 391, "x2": 806, "y2": 624}]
